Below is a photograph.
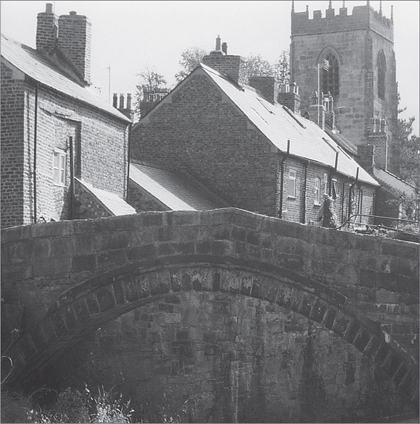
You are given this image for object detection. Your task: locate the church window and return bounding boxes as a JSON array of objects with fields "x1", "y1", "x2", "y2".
[
  {"x1": 321, "y1": 53, "x2": 339, "y2": 98},
  {"x1": 377, "y1": 50, "x2": 386, "y2": 100}
]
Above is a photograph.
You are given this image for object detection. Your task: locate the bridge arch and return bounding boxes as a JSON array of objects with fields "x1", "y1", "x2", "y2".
[{"x1": 4, "y1": 252, "x2": 417, "y2": 402}]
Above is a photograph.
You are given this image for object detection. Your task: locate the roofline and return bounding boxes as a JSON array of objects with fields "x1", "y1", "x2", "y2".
[
  {"x1": 135, "y1": 64, "x2": 379, "y2": 188},
  {"x1": 1, "y1": 54, "x2": 130, "y2": 124},
  {"x1": 27, "y1": 75, "x2": 131, "y2": 124}
]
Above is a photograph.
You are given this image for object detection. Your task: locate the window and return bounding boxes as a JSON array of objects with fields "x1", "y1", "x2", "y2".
[
  {"x1": 332, "y1": 179, "x2": 338, "y2": 200},
  {"x1": 377, "y1": 50, "x2": 386, "y2": 100},
  {"x1": 321, "y1": 52, "x2": 339, "y2": 98},
  {"x1": 323, "y1": 173, "x2": 328, "y2": 195},
  {"x1": 53, "y1": 150, "x2": 67, "y2": 186},
  {"x1": 288, "y1": 169, "x2": 296, "y2": 198},
  {"x1": 314, "y1": 177, "x2": 321, "y2": 205}
]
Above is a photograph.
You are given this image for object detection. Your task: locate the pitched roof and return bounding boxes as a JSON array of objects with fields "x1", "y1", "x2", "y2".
[
  {"x1": 190, "y1": 64, "x2": 378, "y2": 187},
  {"x1": 77, "y1": 179, "x2": 136, "y2": 216},
  {"x1": 373, "y1": 167, "x2": 417, "y2": 197},
  {"x1": 1, "y1": 33, "x2": 130, "y2": 123},
  {"x1": 130, "y1": 163, "x2": 221, "y2": 211},
  {"x1": 324, "y1": 127, "x2": 358, "y2": 157}
]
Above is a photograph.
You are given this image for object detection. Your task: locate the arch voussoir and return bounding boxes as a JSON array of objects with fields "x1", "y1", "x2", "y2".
[{"x1": 3, "y1": 254, "x2": 418, "y2": 402}]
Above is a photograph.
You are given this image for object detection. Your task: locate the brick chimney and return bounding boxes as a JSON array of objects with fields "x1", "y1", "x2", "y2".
[
  {"x1": 36, "y1": 3, "x2": 58, "y2": 52},
  {"x1": 202, "y1": 36, "x2": 246, "y2": 85},
  {"x1": 57, "y1": 10, "x2": 92, "y2": 85},
  {"x1": 278, "y1": 82, "x2": 301, "y2": 114},
  {"x1": 248, "y1": 76, "x2": 279, "y2": 104}
]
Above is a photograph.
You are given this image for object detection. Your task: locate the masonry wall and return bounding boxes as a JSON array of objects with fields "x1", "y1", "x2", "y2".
[
  {"x1": 1, "y1": 61, "x2": 129, "y2": 228},
  {"x1": 132, "y1": 73, "x2": 279, "y2": 217},
  {"x1": 1, "y1": 62, "x2": 25, "y2": 228},
  {"x1": 291, "y1": 5, "x2": 398, "y2": 171},
  {"x1": 1, "y1": 210, "x2": 418, "y2": 422},
  {"x1": 279, "y1": 157, "x2": 375, "y2": 226}
]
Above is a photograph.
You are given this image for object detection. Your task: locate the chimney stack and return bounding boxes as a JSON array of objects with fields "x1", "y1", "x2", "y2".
[
  {"x1": 36, "y1": 3, "x2": 58, "y2": 52},
  {"x1": 249, "y1": 76, "x2": 279, "y2": 104},
  {"x1": 278, "y1": 82, "x2": 301, "y2": 114},
  {"x1": 57, "y1": 9, "x2": 92, "y2": 85},
  {"x1": 202, "y1": 36, "x2": 246, "y2": 85}
]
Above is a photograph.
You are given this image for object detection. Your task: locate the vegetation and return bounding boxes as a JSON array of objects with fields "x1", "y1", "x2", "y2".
[{"x1": 1, "y1": 386, "x2": 133, "y2": 423}]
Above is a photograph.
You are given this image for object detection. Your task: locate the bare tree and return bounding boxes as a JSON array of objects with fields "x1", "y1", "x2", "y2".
[
  {"x1": 175, "y1": 47, "x2": 208, "y2": 82},
  {"x1": 135, "y1": 67, "x2": 167, "y2": 119}
]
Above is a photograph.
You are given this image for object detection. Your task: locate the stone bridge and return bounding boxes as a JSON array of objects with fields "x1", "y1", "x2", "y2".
[{"x1": 1, "y1": 208, "x2": 418, "y2": 422}]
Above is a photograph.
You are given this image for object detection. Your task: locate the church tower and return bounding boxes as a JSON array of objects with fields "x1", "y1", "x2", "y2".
[{"x1": 290, "y1": 1, "x2": 399, "y2": 174}]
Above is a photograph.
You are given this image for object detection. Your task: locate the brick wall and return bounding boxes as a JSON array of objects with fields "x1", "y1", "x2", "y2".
[
  {"x1": 132, "y1": 73, "x2": 375, "y2": 225},
  {"x1": 132, "y1": 73, "x2": 279, "y2": 217},
  {"x1": 127, "y1": 179, "x2": 168, "y2": 212},
  {"x1": 1, "y1": 62, "x2": 25, "y2": 228},
  {"x1": 1, "y1": 61, "x2": 129, "y2": 228}
]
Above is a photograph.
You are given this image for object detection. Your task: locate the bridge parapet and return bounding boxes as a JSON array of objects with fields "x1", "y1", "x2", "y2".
[{"x1": 1, "y1": 208, "x2": 418, "y2": 396}]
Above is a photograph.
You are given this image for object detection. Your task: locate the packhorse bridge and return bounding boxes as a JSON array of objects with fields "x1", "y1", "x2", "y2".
[{"x1": 1, "y1": 208, "x2": 418, "y2": 422}]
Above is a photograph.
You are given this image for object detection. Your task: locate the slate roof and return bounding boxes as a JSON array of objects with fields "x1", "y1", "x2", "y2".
[
  {"x1": 130, "y1": 163, "x2": 221, "y2": 211},
  {"x1": 373, "y1": 167, "x2": 417, "y2": 197},
  {"x1": 1, "y1": 33, "x2": 130, "y2": 122},
  {"x1": 77, "y1": 179, "x2": 136, "y2": 216},
  {"x1": 194, "y1": 64, "x2": 378, "y2": 187},
  {"x1": 324, "y1": 127, "x2": 358, "y2": 157}
]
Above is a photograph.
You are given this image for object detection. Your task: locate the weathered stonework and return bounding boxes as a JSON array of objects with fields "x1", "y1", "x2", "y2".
[{"x1": 1, "y1": 209, "x2": 418, "y2": 422}]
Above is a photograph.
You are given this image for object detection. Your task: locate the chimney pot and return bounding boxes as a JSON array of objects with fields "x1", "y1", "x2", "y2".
[
  {"x1": 113, "y1": 93, "x2": 118, "y2": 108},
  {"x1": 127, "y1": 93, "x2": 132, "y2": 110},
  {"x1": 119, "y1": 94, "x2": 125, "y2": 109},
  {"x1": 215, "y1": 35, "x2": 221, "y2": 51},
  {"x1": 222, "y1": 42, "x2": 228, "y2": 55},
  {"x1": 45, "y1": 3, "x2": 53, "y2": 13},
  {"x1": 69, "y1": 11, "x2": 77, "y2": 15}
]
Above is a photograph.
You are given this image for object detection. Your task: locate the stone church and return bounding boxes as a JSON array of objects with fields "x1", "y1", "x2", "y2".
[{"x1": 291, "y1": 1, "x2": 399, "y2": 175}]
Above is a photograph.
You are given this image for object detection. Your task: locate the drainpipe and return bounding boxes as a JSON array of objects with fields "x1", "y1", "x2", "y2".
[
  {"x1": 125, "y1": 122, "x2": 132, "y2": 202},
  {"x1": 69, "y1": 136, "x2": 75, "y2": 219},
  {"x1": 348, "y1": 167, "x2": 359, "y2": 222},
  {"x1": 33, "y1": 82, "x2": 39, "y2": 223},
  {"x1": 302, "y1": 160, "x2": 309, "y2": 224},
  {"x1": 279, "y1": 139, "x2": 290, "y2": 218},
  {"x1": 329, "y1": 151, "x2": 339, "y2": 196}
]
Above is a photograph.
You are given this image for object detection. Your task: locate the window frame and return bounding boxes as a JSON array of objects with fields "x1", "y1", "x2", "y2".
[
  {"x1": 53, "y1": 149, "x2": 67, "y2": 187},
  {"x1": 288, "y1": 169, "x2": 297, "y2": 199},
  {"x1": 314, "y1": 177, "x2": 322, "y2": 206},
  {"x1": 321, "y1": 52, "x2": 339, "y2": 98}
]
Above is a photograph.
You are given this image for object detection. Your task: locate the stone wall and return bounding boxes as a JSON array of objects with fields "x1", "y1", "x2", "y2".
[
  {"x1": 290, "y1": 4, "x2": 399, "y2": 172},
  {"x1": 1, "y1": 209, "x2": 418, "y2": 421}
]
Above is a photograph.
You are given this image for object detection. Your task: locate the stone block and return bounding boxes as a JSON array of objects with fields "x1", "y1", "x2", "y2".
[
  {"x1": 72, "y1": 254, "x2": 96, "y2": 273},
  {"x1": 96, "y1": 288, "x2": 115, "y2": 312}
]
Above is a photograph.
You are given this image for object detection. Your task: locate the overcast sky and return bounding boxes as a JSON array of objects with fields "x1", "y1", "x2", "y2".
[{"x1": 1, "y1": 1, "x2": 418, "y2": 135}]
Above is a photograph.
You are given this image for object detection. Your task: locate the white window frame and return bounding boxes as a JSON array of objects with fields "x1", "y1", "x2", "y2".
[
  {"x1": 314, "y1": 177, "x2": 321, "y2": 205},
  {"x1": 332, "y1": 178, "x2": 338, "y2": 200},
  {"x1": 323, "y1": 173, "x2": 328, "y2": 195},
  {"x1": 288, "y1": 169, "x2": 296, "y2": 199},
  {"x1": 53, "y1": 149, "x2": 67, "y2": 186}
]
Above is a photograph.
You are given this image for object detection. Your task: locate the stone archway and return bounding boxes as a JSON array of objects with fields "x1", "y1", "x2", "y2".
[{"x1": 4, "y1": 254, "x2": 417, "y2": 406}]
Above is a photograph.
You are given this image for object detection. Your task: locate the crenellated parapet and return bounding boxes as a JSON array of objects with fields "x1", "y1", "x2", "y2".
[{"x1": 292, "y1": 4, "x2": 393, "y2": 41}]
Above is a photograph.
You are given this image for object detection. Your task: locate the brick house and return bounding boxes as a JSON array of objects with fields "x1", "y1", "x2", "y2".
[
  {"x1": 130, "y1": 39, "x2": 379, "y2": 227},
  {"x1": 1, "y1": 4, "x2": 134, "y2": 229}
]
